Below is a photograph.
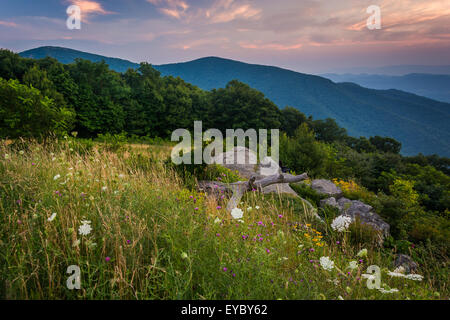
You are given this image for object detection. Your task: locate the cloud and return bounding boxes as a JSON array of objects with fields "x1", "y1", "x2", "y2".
[
  {"x1": 67, "y1": 0, "x2": 114, "y2": 22},
  {"x1": 147, "y1": 0, "x2": 190, "y2": 19},
  {"x1": 204, "y1": 0, "x2": 261, "y2": 23},
  {"x1": 0, "y1": 21, "x2": 18, "y2": 28}
]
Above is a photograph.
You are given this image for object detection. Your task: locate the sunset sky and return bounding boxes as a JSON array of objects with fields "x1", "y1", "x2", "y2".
[{"x1": 1, "y1": 0, "x2": 449, "y2": 73}]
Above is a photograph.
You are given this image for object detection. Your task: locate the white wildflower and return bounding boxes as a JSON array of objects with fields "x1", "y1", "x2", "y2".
[
  {"x1": 357, "y1": 248, "x2": 368, "y2": 258},
  {"x1": 214, "y1": 217, "x2": 221, "y2": 224},
  {"x1": 231, "y1": 207, "x2": 244, "y2": 220},
  {"x1": 78, "y1": 221, "x2": 92, "y2": 236},
  {"x1": 101, "y1": 186, "x2": 107, "y2": 192},
  {"x1": 53, "y1": 174, "x2": 61, "y2": 181},
  {"x1": 348, "y1": 261, "x2": 358, "y2": 270},
  {"x1": 255, "y1": 206, "x2": 260, "y2": 210},
  {"x1": 337, "y1": 295, "x2": 344, "y2": 300},
  {"x1": 404, "y1": 274, "x2": 424, "y2": 281},
  {"x1": 320, "y1": 256, "x2": 335, "y2": 271},
  {"x1": 331, "y1": 215, "x2": 352, "y2": 232},
  {"x1": 19, "y1": 150, "x2": 24, "y2": 155},
  {"x1": 379, "y1": 288, "x2": 399, "y2": 294},
  {"x1": 47, "y1": 212, "x2": 57, "y2": 222},
  {"x1": 387, "y1": 271, "x2": 406, "y2": 278}
]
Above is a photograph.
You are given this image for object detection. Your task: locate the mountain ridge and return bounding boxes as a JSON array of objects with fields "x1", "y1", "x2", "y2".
[{"x1": 18, "y1": 46, "x2": 450, "y2": 157}]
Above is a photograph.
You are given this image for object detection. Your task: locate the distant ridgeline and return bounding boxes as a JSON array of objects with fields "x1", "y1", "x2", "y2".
[{"x1": 19, "y1": 46, "x2": 450, "y2": 157}]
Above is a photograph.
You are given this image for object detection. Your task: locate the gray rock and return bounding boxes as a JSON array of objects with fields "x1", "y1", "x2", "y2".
[
  {"x1": 212, "y1": 146, "x2": 258, "y2": 179},
  {"x1": 311, "y1": 179, "x2": 343, "y2": 198},
  {"x1": 320, "y1": 197, "x2": 338, "y2": 208},
  {"x1": 394, "y1": 254, "x2": 418, "y2": 274},
  {"x1": 327, "y1": 197, "x2": 390, "y2": 241}
]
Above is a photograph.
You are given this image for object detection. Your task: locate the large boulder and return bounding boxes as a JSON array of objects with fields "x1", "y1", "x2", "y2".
[
  {"x1": 311, "y1": 179, "x2": 343, "y2": 198},
  {"x1": 321, "y1": 196, "x2": 390, "y2": 240}
]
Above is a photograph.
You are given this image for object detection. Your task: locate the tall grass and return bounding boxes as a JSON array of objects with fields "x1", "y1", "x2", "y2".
[{"x1": 0, "y1": 139, "x2": 446, "y2": 299}]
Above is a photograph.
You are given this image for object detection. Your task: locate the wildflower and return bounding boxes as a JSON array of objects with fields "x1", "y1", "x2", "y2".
[
  {"x1": 338, "y1": 295, "x2": 344, "y2": 300},
  {"x1": 223, "y1": 267, "x2": 228, "y2": 272},
  {"x1": 348, "y1": 261, "x2": 358, "y2": 270},
  {"x1": 181, "y1": 252, "x2": 188, "y2": 259},
  {"x1": 216, "y1": 206, "x2": 222, "y2": 210},
  {"x1": 387, "y1": 271, "x2": 405, "y2": 278},
  {"x1": 231, "y1": 207, "x2": 244, "y2": 220},
  {"x1": 78, "y1": 221, "x2": 92, "y2": 236},
  {"x1": 126, "y1": 240, "x2": 131, "y2": 244},
  {"x1": 357, "y1": 248, "x2": 368, "y2": 258},
  {"x1": 105, "y1": 257, "x2": 111, "y2": 262},
  {"x1": 214, "y1": 217, "x2": 221, "y2": 224},
  {"x1": 19, "y1": 150, "x2": 24, "y2": 155},
  {"x1": 379, "y1": 288, "x2": 399, "y2": 294},
  {"x1": 331, "y1": 215, "x2": 352, "y2": 232},
  {"x1": 194, "y1": 207, "x2": 199, "y2": 211},
  {"x1": 47, "y1": 212, "x2": 57, "y2": 222},
  {"x1": 4, "y1": 154, "x2": 10, "y2": 159},
  {"x1": 53, "y1": 174, "x2": 61, "y2": 181},
  {"x1": 278, "y1": 214, "x2": 283, "y2": 218},
  {"x1": 255, "y1": 206, "x2": 260, "y2": 210},
  {"x1": 101, "y1": 186, "x2": 107, "y2": 192},
  {"x1": 404, "y1": 274, "x2": 424, "y2": 281},
  {"x1": 319, "y1": 256, "x2": 335, "y2": 271},
  {"x1": 266, "y1": 248, "x2": 270, "y2": 253}
]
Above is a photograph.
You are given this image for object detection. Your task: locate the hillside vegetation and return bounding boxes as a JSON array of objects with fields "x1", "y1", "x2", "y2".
[{"x1": 0, "y1": 139, "x2": 447, "y2": 299}]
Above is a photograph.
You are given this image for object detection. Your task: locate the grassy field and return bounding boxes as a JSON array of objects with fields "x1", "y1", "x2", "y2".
[{"x1": 0, "y1": 138, "x2": 447, "y2": 300}]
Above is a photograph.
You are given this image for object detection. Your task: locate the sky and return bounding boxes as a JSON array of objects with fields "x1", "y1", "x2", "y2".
[{"x1": 0, "y1": 0, "x2": 449, "y2": 73}]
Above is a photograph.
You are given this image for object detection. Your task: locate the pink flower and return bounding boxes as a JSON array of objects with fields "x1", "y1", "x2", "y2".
[
  {"x1": 105, "y1": 257, "x2": 111, "y2": 262},
  {"x1": 216, "y1": 206, "x2": 222, "y2": 210},
  {"x1": 223, "y1": 267, "x2": 228, "y2": 272}
]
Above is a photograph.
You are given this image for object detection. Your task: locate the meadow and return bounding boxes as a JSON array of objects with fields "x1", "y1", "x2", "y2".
[{"x1": 0, "y1": 138, "x2": 447, "y2": 300}]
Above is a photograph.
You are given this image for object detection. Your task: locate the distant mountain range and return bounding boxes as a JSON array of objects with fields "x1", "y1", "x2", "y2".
[
  {"x1": 321, "y1": 73, "x2": 450, "y2": 103},
  {"x1": 19, "y1": 46, "x2": 450, "y2": 157},
  {"x1": 322, "y1": 65, "x2": 450, "y2": 76}
]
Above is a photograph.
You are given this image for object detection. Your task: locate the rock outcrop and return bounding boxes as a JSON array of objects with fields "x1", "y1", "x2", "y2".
[
  {"x1": 311, "y1": 179, "x2": 343, "y2": 198},
  {"x1": 320, "y1": 195, "x2": 390, "y2": 239}
]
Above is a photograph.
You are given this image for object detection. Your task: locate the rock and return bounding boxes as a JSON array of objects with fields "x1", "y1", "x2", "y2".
[
  {"x1": 321, "y1": 196, "x2": 390, "y2": 241},
  {"x1": 212, "y1": 146, "x2": 258, "y2": 179},
  {"x1": 311, "y1": 179, "x2": 343, "y2": 198},
  {"x1": 213, "y1": 147, "x2": 297, "y2": 196},
  {"x1": 394, "y1": 254, "x2": 418, "y2": 274},
  {"x1": 320, "y1": 197, "x2": 338, "y2": 208}
]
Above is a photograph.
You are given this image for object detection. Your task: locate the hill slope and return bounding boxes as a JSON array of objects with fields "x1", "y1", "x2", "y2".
[
  {"x1": 321, "y1": 73, "x2": 450, "y2": 103},
  {"x1": 19, "y1": 47, "x2": 450, "y2": 156},
  {"x1": 20, "y1": 46, "x2": 139, "y2": 73}
]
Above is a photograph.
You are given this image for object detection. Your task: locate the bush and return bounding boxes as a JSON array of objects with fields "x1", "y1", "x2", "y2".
[{"x1": 0, "y1": 78, "x2": 75, "y2": 138}]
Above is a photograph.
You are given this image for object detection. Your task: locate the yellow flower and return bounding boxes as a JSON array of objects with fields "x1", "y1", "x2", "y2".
[{"x1": 304, "y1": 233, "x2": 310, "y2": 238}]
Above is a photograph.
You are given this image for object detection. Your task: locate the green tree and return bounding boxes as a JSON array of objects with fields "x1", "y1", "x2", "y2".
[{"x1": 0, "y1": 78, "x2": 74, "y2": 138}]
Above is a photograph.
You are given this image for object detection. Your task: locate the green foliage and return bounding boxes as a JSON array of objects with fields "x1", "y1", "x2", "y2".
[
  {"x1": 0, "y1": 78, "x2": 75, "y2": 138},
  {"x1": 289, "y1": 183, "x2": 325, "y2": 207},
  {"x1": 280, "y1": 124, "x2": 328, "y2": 177}
]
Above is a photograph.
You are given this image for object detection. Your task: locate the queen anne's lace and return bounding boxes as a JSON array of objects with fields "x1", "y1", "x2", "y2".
[{"x1": 331, "y1": 215, "x2": 352, "y2": 232}]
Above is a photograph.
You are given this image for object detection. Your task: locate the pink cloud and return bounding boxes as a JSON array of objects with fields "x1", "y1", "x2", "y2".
[
  {"x1": 67, "y1": 0, "x2": 114, "y2": 22},
  {"x1": 0, "y1": 21, "x2": 18, "y2": 28}
]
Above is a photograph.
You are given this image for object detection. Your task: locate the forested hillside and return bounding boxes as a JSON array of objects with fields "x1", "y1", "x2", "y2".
[{"x1": 19, "y1": 46, "x2": 450, "y2": 156}]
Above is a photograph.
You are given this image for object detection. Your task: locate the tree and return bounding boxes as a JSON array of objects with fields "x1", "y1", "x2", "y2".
[
  {"x1": 280, "y1": 106, "x2": 307, "y2": 137},
  {"x1": 279, "y1": 123, "x2": 327, "y2": 177},
  {"x1": 311, "y1": 118, "x2": 347, "y2": 143},
  {"x1": 0, "y1": 78, "x2": 74, "y2": 138},
  {"x1": 369, "y1": 136, "x2": 401, "y2": 154}
]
